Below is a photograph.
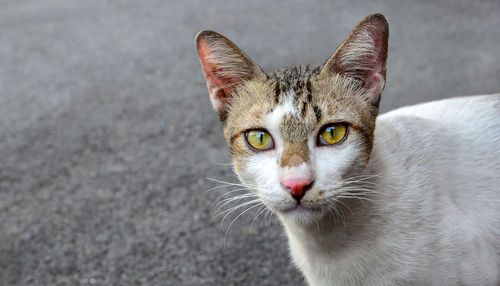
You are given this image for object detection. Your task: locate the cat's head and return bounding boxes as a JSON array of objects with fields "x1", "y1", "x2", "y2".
[{"x1": 196, "y1": 14, "x2": 388, "y2": 224}]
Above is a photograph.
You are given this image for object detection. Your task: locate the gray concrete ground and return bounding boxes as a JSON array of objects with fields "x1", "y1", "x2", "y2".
[{"x1": 0, "y1": 0, "x2": 498, "y2": 285}]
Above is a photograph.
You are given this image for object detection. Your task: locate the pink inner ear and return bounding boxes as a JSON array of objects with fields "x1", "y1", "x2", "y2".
[
  {"x1": 358, "y1": 24, "x2": 387, "y2": 85},
  {"x1": 345, "y1": 21, "x2": 388, "y2": 104},
  {"x1": 364, "y1": 72, "x2": 385, "y2": 101},
  {"x1": 197, "y1": 37, "x2": 239, "y2": 110}
]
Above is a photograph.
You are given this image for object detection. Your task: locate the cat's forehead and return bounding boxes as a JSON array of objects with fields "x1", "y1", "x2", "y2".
[
  {"x1": 267, "y1": 65, "x2": 321, "y2": 83},
  {"x1": 267, "y1": 65, "x2": 320, "y2": 102},
  {"x1": 225, "y1": 66, "x2": 373, "y2": 145}
]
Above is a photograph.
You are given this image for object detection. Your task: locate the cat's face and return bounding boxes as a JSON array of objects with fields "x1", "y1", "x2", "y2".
[
  {"x1": 223, "y1": 72, "x2": 379, "y2": 224},
  {"x1": 197, "y1": 14, "x2": 388, "y2": 224}
]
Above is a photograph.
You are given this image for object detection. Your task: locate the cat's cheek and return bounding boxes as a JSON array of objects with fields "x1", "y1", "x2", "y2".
[
  {"x1": 244, "y1": 153, "x2": 279, "y2": 190},
  {"x1": 313, "y1": 144, "x2": 362, "y2": 188},
  {"x1": 239, "y1": 152, "x2": 291, "y2": 207},
  {"x1": 229, "y1": 140, "x2": 262, "y2": 174},
  {"x1": 231, "y1": 157, "x2": 248, "y2": 176}
]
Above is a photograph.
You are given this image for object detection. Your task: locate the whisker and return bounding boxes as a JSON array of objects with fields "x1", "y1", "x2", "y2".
[
  {"x1": 212, "y1": 189, "x2": 255, "y2": 205},
  {"x1": 343, "y1": 173, "x2": 381, "y2": 180},
  {"x1": 325, "y1": 201, "x2": 339, "y2": 224},
  {"x1": 341, "y1": 178, "x2": 383, "y2": 185},
  {"x1": 249, "y1": 205, "x2": 267, "y2": 233},
  {"x1": 211, "y1": 196, "x2": 255, "y2": 222},
  {"x1": 333, "y1": 197, "x2": 353, "y2": 215},
  {"x1": 327, "y1": 199, "x2": 347, "y2": 226},
  {"x1": 225, "y1": 202, "x2": 263, "y2": 241},
  {"x1": 341, "y1": 174, "x2": 381, "y2": 185},
  {"x1": 214, "y1": 162, "x2": 234, "y2": 166},
  {"x1": 222, "y1": 201, "x2": 263, "y2": 249},
  {"x1": 342, "y1": 182, "x2": 381, "y2": 189},
  {"x1": 337, "y1": 194, "x2": 377, "y2": 204},
  {"x1": 205, "y1": 177, "x2": 257, "y2": 188},
  {"x1": 338, "y1": 188, "x2": 387, "y2": 197},
  {"x1": 325, "y1": 200, "x2": 342, "y2": 226},
  {"x1": 205, "y1": 184, "x2": 246, "y2": 194},
  {"x1": 217, "y1": 199, "x2": 262, "y2": 225},
  {"x1": 264, "y1": 208, "x2": 273, "y2": 225},
  {"x1": 213, "y1": 194, "x2": 259, "y2": 214},
  {"x1": 213, "y1": 193, "x2": 259, "y2": 213}
]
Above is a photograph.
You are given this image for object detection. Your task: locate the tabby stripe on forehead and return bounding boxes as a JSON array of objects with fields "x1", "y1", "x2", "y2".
[
  {"x1": 280, "y1": 82, "x2": 287, "y2": 96},
  {"x1": 306, "y1": 79, "x2": 312, "y2": 95},
  {"x1": 313, "y1": 105, "x2": 322, "y2": 121},
  {"x1": 273, "y1": 82, "x2": 280, "y2": 104},
  {"x1": 295, "y1": 80, "x2": 304, "y2": 93},
  {"x1": 301, "y1": 101, "x2": 307, "y2": 117}
]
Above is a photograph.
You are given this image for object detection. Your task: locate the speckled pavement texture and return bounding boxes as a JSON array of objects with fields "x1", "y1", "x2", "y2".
[{"x1": 0, "y1": 0, "x2": 499, "y2": 285}]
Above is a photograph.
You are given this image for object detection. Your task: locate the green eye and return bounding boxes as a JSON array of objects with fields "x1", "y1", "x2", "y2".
[
  {"x1": 318, "y1": 123, "x2": 348, "y2": 145},
  {"x1": 245, "y1": 130, "x2": 274, "y2": 151}
]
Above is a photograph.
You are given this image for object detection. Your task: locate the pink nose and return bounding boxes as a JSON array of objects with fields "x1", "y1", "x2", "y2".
[{"x1": 282, "y1": 178, "x2": 313, "y2": 201}]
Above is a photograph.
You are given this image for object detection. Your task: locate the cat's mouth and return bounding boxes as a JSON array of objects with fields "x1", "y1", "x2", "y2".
[
  {"x1": 280, "y1": 202, "x2": 322, "y2": 213},
  {"x1": 276, "y1": 201, "x2": 326, "y2": 223}
]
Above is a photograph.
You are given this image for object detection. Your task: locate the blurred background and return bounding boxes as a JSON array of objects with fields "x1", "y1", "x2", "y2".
[{"x1": 0, "y1": 0, "x2": 498, "y2": 285}]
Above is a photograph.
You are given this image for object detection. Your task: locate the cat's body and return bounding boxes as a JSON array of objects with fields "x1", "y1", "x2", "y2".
[
  {"x1": 285, "y1": 95, "x2": 500, "y2": 286},
  {"x1": 196, "y1": 14, "x2": 500, "y2": 285}
]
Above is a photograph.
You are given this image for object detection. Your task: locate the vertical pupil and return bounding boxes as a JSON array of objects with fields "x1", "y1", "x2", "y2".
[
  {"x1": 329, "y1": 127, "x2": 335, "y2": 138},
  {"x1": 259, "y1": 133, "x2": 264, "y2": 144}
]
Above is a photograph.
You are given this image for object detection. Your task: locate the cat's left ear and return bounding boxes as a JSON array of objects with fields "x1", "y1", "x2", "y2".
[
  {"x1": 196, "y1": 31, "x2": 266, "y2": 122},
  {"x1": 320, "y1": 14, "x2": 389, "y2": 107}
]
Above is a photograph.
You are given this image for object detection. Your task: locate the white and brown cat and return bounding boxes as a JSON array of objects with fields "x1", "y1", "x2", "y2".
[{"x1": 196, "y1": 14, "x2": 500, "y2": 285}]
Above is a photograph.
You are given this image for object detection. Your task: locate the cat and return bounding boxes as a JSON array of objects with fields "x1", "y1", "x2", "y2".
[{"x1": 196, "y1": 13, "x2": 500, "y2": 286}]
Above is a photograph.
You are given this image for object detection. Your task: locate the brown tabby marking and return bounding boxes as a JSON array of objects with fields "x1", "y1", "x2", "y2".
[{"x1": 280, "y1": 143, "x2": 310, "y2": 168}]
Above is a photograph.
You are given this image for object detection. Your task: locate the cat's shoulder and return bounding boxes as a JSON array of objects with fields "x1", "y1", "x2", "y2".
[
  {"x1": 374, "y1": 93, "x2": 500, "y2": 156},
  {"x1": 379, "y1": 93, "x2": 500, "y2": 123}
]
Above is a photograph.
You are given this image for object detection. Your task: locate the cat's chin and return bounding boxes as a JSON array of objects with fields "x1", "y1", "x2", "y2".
[{"x1": 277, "y1": 203, "x2": 325, "y2": 224}]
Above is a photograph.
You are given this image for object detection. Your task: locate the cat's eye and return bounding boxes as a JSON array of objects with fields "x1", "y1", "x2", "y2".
[
  {"x1": 318, "y1": 123, "x2": 348, "y2": 146},
  {"x1": 244, "y1": 130, "x2": 274, "y2": 151}
]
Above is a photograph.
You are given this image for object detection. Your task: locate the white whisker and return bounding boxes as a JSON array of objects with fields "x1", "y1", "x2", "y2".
[
  {"x1": 337, "y1": 194, "x2": 377, "y2": 204},
  {"x1": 206, "y1": 177, "x2": 257, "y2": 188},
  {"x1": 217, "y1": 199, "x2": 262, "y2": 225},
  {"x1": 225, "y1": 202, "x2": 263, "y2": 240},
  {"x1": 326, "y1": 200, "x2": 344, "y2": 226},
  {"x1": 249, "y1": 205, "x2": 267, "y2": 233},
  {"x1": 204, "y1": 184, "x2": 245, "y2": 194},
  {"x1": 213, "y1": 193, "x2": 259, "y2": 213},
  {"x1": 214, "y1": 162, "x2": 234, "y2": 166},
  {"x1": 210, "y1": 187, "x2": 251, "y2": 205}
]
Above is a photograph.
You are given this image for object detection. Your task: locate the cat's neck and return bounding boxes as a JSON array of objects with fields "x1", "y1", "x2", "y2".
[
  {"x1": 277, "y1": 155, "x2": 392, "y2": 285},
  {"x1": 278, "y1": 189, "x2": 382, "y2": 253},
  {"x1": 278, "y1": 198, "x2": 388, "y2": 286}
]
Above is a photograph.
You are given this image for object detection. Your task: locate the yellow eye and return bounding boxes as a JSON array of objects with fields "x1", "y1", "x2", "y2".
[
  {"x1": 245, "y1": 130, "x2": 274, "y2": 151},
  {"x1": 318, "y1": 123, "x2": 347, "y2": 145}
]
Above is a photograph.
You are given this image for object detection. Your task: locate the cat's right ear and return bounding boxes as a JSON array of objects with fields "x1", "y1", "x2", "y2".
[
  {"x1": 196, "y1": 31, "x2": 266, "y2": 122},
  {"x1": 319, "y1": 14, "x2": 389, "y2": 107}
]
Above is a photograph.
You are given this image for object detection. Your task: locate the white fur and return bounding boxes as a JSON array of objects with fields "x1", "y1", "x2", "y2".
[
  {"x1": 238, "y1": 91, "x2": 300, "y2": 212},
  {"x1": 284, "y1": 94, "x2": 500, "y2": 285},
  {"x1": 267, "y1": 90, "x2": 298, "y2": 123},
  {"x1": 240, "y1": 94, "x2": 500, "y2": 285}
]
